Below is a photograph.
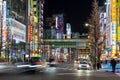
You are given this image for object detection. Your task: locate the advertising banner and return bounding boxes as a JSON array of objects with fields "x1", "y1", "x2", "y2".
[
  {"x1": 10, "y1": 19, "x2": 26, "y2": 42},
  {"x1": 0, "y1": 0, "x2": 2, "y2": 44},
  {"x1": 53, "y1": 14, "x2": 64, "y2": 39},
  {"x1": 0, "y1": 0, "x2": 2, "y2": 18},
  {"x1": 117, "y1": 27, "x2": 120, "y2": 41},
  {"x1": 66, "y1": 23, "x2": 71, "y2": 39},
  {"x1": 111, "y1": 0, "x2": 117, "y2": 54},
  {"x1": 2, "y1": 1, "x2": 7, "y2": 42},
  {"x1": 29, "y1": 25, "x2": 33, "y2": 42}
]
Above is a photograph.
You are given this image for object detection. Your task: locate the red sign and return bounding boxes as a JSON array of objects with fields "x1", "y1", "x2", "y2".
[{"x1": 29, "y1": 25, "x2": 33, "y2": 42}]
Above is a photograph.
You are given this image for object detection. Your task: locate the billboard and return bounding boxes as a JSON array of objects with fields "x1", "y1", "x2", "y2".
[
  {"x1": 111, "y1": 0, "x2": 117, "y2": 54},
  {"x1": 9, "y1": 18, "x2": 26, "y2": 42},
  {"x1": 0, "y1": 0, "x2": 2, "y2": 44},
  {"x1": 66, "y1": 23, "x2": 71, "y2": 39},
  {"x1": 53, "y1": 14, "x2": 64, "y2": 39},
  {"x1": 2, "y1": 1, "x2": 7, "y2": 42}
]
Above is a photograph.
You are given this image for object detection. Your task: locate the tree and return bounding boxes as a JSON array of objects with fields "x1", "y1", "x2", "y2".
[
  {"x1": 88, "y1": 0, "x2": 101, "y2": 69},
  {"x1": 89, "y1": 0, "x2": 100, "y2": 41}
]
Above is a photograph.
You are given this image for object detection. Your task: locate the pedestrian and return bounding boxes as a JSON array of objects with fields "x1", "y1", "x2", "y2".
[
  {"x1": 110, "y1": 58, "x2": 117, "y2": 73},
  {"x1": 97, "y1": 62, "x2": 101, "y2": 70}
]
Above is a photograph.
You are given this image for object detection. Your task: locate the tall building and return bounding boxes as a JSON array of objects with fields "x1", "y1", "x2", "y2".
[
  {"x1": 0, "y1": 0, "x2": 45, "y2": 60},
  {"x1": 28, "y1": 0, "x2": 44, "y2": 57},
  {"x1": 0, "y1": 0, "x2": 27, "y2": 60},
  {"x1": 66, "y1": 23, "x2": 71, "y2": 39},
  {"x1": 103, "y1": 0, "x2": 120, "y2": 58},
  {"x1": 52, "y1": 14, "x2": 64, "y2": 39},
  {"x1": 28, "y1": 0, "x2": 39, "y2": 56}
]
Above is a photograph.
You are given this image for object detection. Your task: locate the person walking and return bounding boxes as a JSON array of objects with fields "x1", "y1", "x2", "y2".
[
  {"x1": 97, "y1": 61, "x2": 101, "y2": 70},
  {"x1": 110, "y1": 58, "x2": 117, "y2": 73}
]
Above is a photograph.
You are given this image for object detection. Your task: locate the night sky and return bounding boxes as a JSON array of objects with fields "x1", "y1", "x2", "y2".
[{"x1": 44, "y1": 0, "x2": 105, "y2": 34}]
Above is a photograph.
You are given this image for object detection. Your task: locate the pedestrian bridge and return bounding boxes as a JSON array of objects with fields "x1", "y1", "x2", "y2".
[{"x1": 44, "y1": 39, "x2": 89, "y2": 48}]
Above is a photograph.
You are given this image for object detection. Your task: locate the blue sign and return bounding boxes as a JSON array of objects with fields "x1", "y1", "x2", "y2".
[{"x1": 21, "y1": 51, "x2": 26, "y2": 55}]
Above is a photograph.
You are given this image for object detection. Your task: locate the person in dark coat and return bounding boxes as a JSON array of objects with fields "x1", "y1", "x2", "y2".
[
  {"x1": 97, "y1": 62, "x2": 101, "y2": 70},
  {"x1": 110, "y1": 59, "x2": 117, "y2": 73}
]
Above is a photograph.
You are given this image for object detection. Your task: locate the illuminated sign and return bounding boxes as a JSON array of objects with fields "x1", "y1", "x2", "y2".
[
  {"x1": 111, "y1": 0, "x2": 117, "y2": 54},
  {"x1": 0, "y1": 0, "x2": 2, "y2": 44},
  {"x1": 66, "y1": 23, "x2": 71, "y2": 39},
  {"x1": 117, "y1": 27, "x2": 120, "y2": 40},
  {"x1": 10, "y1": 19, "x2": 26, "y2": 42},
  {"x1": 112, "y1": 0, "x2": 116, "y2": 22},
  {"x1": 2, "y1": 1, "x2": 7, "y2": 42},
  {"x1": 29, "y1": 25, "x2": 33, "y2": 42},
  {"x1": 53, "y1": 14, "x2": 64, "y2": 39}
]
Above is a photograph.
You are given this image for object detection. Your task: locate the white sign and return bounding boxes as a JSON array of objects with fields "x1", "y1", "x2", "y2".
[
  {"x1": 10, "y1": 18, "x2": 26, "y2": 42},
  {"x1": 2, "y1": 1, "x2": 7, "y2": 42}
]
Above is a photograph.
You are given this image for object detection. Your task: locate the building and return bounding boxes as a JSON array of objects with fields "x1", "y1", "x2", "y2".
[
  {"x1": 101, "y1": 0, "x2": 120, "y2": 59},
  {"x1": 0, "y1": 0, "x2": 27, "y2": 61},
  {"x1": 0, "y1": 0, "x2": 45, "y2": 61}
]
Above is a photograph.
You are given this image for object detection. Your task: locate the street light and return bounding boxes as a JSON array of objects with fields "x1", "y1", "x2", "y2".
[
  {"x1": 85, "y1": 23, "x2": 89, "y2": 27},
  {"x1": 85, "y1": 23, "x2": 97, "y2": 70}
]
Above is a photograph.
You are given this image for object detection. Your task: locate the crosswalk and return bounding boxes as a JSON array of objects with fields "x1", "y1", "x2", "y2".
[{"x1": 57, "y1": 62, "x2": 76, "y2": 70}]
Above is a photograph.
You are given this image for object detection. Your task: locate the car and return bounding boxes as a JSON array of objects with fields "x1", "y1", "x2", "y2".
[
  {"x1": 28, "y1": 57, "x2": 45, "y2": 71},
  {"x1": 58, "y1": 58, "x2": 64, "y2": 62},
  {"x1": 30, "y1": 57, "x2": 43, "y2": 65},
  {"x1": 77, "y1": 61, "x2": 91, "y2": 70}
]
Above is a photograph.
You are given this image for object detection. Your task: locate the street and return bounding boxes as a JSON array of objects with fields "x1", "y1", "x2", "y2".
[{"x1": 0, "y1": 62, "x2": 120, "y2": 80}]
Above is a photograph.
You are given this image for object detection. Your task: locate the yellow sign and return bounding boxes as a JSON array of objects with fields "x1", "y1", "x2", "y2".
[
  {"x1": 112, "y1": 34, "x2": 116, "y2": 38},
  {"x1": 34, "y1": 50, "x2": 38, "y2": 54},
  {"x1": 112, "y1": 0, "x2": 116, "y2": 22},
  {"x1": 117, "y1": 27, "x2": 120, "y2": 40}
]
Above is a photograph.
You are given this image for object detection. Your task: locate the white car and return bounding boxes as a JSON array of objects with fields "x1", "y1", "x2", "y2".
[{"x1": 77, "y1": 61, "x2": 91, "y2": 70}]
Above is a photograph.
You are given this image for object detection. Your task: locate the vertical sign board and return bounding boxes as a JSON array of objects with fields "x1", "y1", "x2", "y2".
[
  {"x1": 0, "y1": 0, "x2": 2, "y2": 45},
  {"x1": 66, "y1": 23, "x2": 71, "y2": 39},
  {"x1": 117, "y1": 27, "x2": 120, "y2": 51},
  {"x1": 105, "y1": 0, "x2": 112, "y2": 49},
  {"x1": 11, "y1": 19, "x2": 26, "y2": 42},
  {"x1": 111, "y1": 0, "x2": 117, "y2": 55},
  {"x1": 2, "y1": 1, "x2": 7, "y2": 46},
  {"x1": 53, "y1": 14, "x2": 64, "y2": 39}
]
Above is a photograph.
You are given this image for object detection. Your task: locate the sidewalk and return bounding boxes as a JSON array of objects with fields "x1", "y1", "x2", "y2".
[
  {"x1": 98, "y1": 68, "x2": 120, "y2": 76},
  {"x1": 0, "y1": 62, "x2": 15, "y2": 68},
  {"x1": 91, "y1": 70, "x2": 120, "y2": 80}
]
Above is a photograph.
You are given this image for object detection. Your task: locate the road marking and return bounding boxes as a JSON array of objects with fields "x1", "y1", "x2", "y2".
[{"x1": 57, "y1": 73, "x2": 78, "y2": 75}]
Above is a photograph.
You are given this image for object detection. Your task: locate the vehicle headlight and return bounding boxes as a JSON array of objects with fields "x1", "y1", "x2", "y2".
[
  {"x1": 74, "y1": 60, "x2": 77, "y2": 63},
  {"x1": 87, "y1": 65, "x2": 90, "y2": 68},
  {"x1": 78, "y1": 65, "x2": 82, "y2": 67}
]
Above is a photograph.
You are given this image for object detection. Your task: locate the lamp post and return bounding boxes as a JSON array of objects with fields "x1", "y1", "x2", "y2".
[{"x1": 85, "y1": 23, "x2": 97, "y2": 70}]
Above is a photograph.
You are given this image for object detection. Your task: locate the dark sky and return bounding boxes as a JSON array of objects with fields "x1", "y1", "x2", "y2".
[{"x1": 44, "y1": 0, "x2": 104, "y2": 34}]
